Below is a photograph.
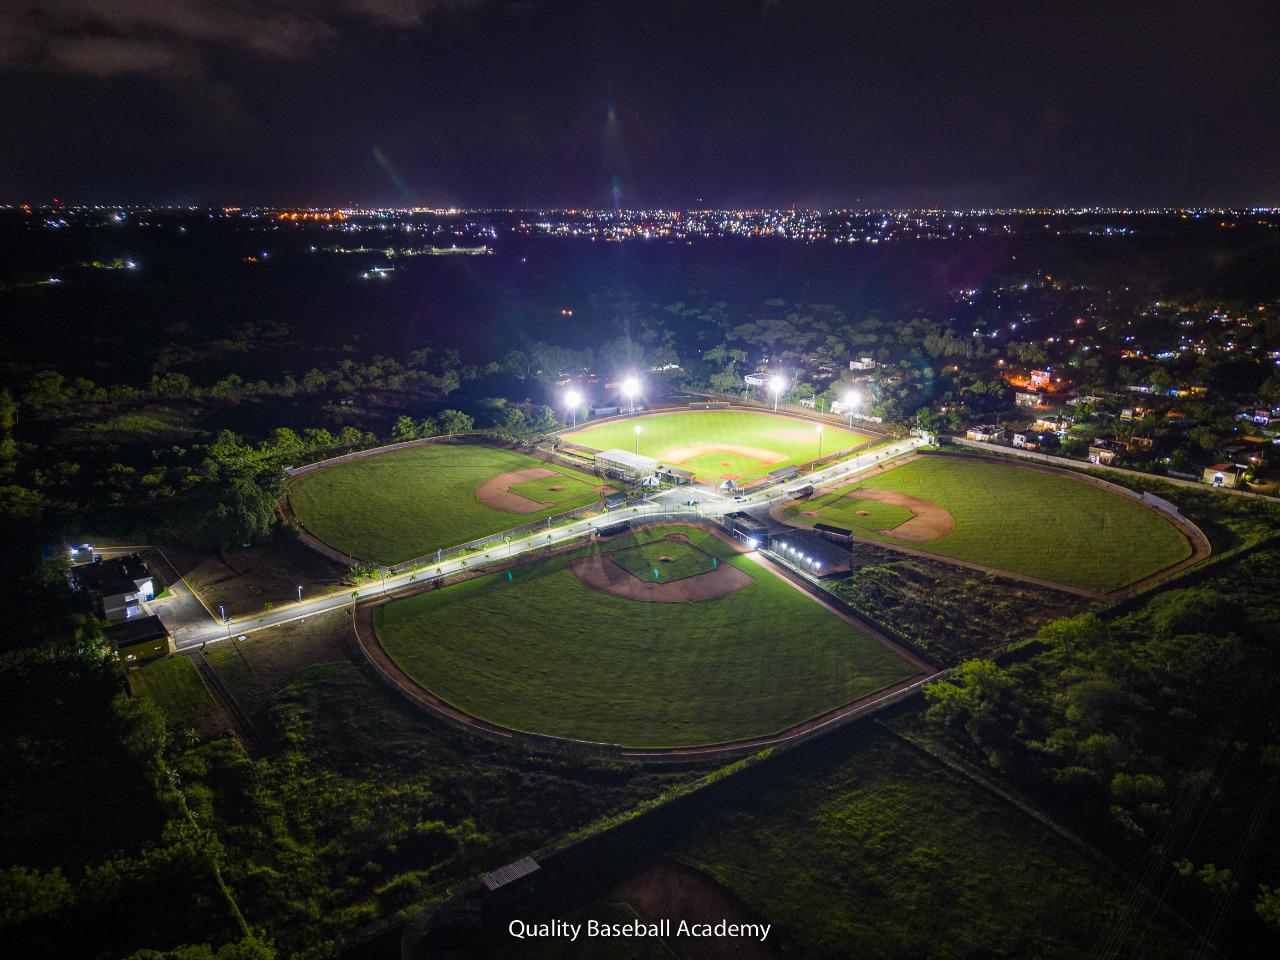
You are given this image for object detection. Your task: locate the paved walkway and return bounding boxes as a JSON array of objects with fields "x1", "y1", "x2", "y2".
[{"x1": 103, "y1": 437, "x2": 926, "y2": 652}]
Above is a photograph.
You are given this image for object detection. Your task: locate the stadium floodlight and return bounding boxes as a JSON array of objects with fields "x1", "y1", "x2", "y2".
[
  {"x1": 564, "y1": 388, "x2": 582, "y2": 427},
  {"x1": 622, "y1": 375, "x2": 640, "y2": 413},
  {"x1": 815, "y1": 422, "x2": 824, "y2": 459},
  {"x1": 634, "y1": 423, "x2": 642, "y2": 453},
  {"x1": 769, "y1": 375, "x2": 787, "y2": 412},
  {"x1": 842, "y1": 388, "x2": 862, "y2": 428}
]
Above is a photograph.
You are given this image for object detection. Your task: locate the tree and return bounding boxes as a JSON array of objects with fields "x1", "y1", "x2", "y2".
[
  {"x1": 1257, "y1": 885, "x2": 1280, "y2": 931},
  {"x1": 708, "y1": 362, "x2": 742, "y2": 393},
  {"x1": 437, "y1": 409, "x2": 473, "y2": 435},
  {"x1": 391, "y1": 416, "x2": 418, "y2": 442},
  {"x1": 529, "y1": 405, "x2": 558, "y2": 432}
]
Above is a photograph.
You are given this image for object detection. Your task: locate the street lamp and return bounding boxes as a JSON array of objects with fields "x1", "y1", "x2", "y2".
[
  {"x1": 622, "y1": 376, "x2": 640, "y2": 414},
  {"x1": 634, "y1": 424, "x2": 642, "y2": 454},
  {"x1": 842, "y1": 388, "x2": 861, "y2": 428},
  {"x1": 815, "y1": 423, "x2": 824, "y2": 460},
  {"x1": 564, "y1": 388, "x2": 582, "y2": 428},
  {"x1": 769, "y1": 375, "x2": 787, "y2": 412},
  {"x1": 296, "y1": 584, "x2": 302, "y2": 603}
]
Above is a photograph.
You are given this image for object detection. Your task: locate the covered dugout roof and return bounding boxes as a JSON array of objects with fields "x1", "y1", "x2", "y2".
[{"x1": 595, "y1": 448, "x2": 660, "y2": 475}]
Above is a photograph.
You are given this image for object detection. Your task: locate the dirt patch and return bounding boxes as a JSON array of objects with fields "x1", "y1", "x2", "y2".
[
  {"x1": 474, "y1": 467, "x2": 560, "y2": 513},
  {"x1": 162, "y1": 535, "x2": 347, "y2": 614},
  {"x1": 851, "y1": 488, "x2": 955, "y2": 542},
  {"x1": 570, "y1": 552, "x2": 753, "y2": 602},
  {"x1": 856, "y1": 509, "x2": 870, "y2": 516},
  {"x1": 610, "y1": 859, "x2": 780, "y2": 960},
  {"x1": 547, "y1": 484, "x2": 564, "y2": 491},
  {"x1": 657, "y1": 555, "x2": 676, "y2": 563},
  {"x1": 662, "y1": 444, "x2": 789, "y2": 469}
]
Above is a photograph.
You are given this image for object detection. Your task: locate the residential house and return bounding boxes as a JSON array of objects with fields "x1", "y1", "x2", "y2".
[
  {"x1": 72, "y1": 554, "x2": 157, "y2": 622},
  {"x1": 966, "y1": 424, "x2": 1005, "y2": 442},
  {"x1": 1088, "y1": 438, "x2": 1125, "y2": 465}
]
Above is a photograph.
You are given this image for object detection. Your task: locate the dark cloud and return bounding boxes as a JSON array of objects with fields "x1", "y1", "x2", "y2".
[{"x1": 0, "y1": 1, "x2": 484, "y2": 76}]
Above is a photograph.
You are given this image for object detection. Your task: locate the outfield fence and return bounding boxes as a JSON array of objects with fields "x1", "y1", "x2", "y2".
[{"x1": 947, "y1": 436, "x2": 1275, "y2": 501}]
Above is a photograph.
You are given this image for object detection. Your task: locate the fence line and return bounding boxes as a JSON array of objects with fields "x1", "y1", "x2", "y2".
[{"x1": 948, "y1": 436, "x2": 1274, "y2": 502}]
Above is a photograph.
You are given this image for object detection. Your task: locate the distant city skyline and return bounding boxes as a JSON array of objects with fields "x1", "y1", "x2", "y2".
[{"x1": 2, "y1": 1, "x2": 1278, "y2": 208}]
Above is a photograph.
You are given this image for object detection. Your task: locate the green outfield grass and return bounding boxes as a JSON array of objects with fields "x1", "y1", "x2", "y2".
[
  {"x1": 563, "y1": 409, "x2": 873, "y2": 480},
  {"x1": 375, "y1": 525, "x2": 917, "y2": 748},
  {"x1": 790, "y1": 456, "x2": 1191, "y2": 593},
  {"x1": 609, "y1": 538, "x2": 717, "y2": 583},
  {"x1": 287, "y1": 441, "x2": 611, "y2": 565}
]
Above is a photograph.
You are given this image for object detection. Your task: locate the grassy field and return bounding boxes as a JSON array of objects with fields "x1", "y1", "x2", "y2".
[
  {"x1": 802, "y1": 490, "x2": 914, "y2": 533},
  {"x1": 563, "y1": 409, "x2": 872, "y2": 481},
  {"x1": 128, "y1": 656, "x2": 218, "y2": 727},
  {"x1": 670, "y1": 732, "x2": 1192, "y2": 959},
  {"x1": 287, "y1": 441, "x2": 610, "y2": 565},
  {"x1": 789, "y1": 455, "x2": 1191, "y2": 592},
  {"x1": 375, "y1": 525, "x2": 916, "y2": 747},
  {"x1": 610, "y1": 538, "x2": 718, "y2": 582}
]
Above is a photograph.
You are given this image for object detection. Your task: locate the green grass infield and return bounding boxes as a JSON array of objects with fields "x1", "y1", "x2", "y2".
[
  {"x1": 562, "y1": 409, "x2": 873, "y2": 481},
  {"x1": 287, "y1": 441, "x2": 612, "y2": 565}
]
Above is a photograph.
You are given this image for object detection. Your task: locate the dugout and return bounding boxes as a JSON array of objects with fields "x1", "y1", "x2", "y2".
[{"x1": 723, "y1": 511, "x2": 769, "y2": 549}]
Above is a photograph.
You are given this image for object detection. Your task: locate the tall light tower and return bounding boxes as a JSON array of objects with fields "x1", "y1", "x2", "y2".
[
  {"x1": 622, "y1": 376, "x2": 640, "y2": 414},
  {"x1": 842, "y1": 388, "x2": 862, "y2": 429},
  {"x1": 769, "y1": 375, "x2": 787, "y2": 413},
  {"x1": 564, "y1": 389, "x2": 582, "y2": 428},
  {"x1": 815, "y1": 423, "x2": 824, "y2": 459},
  {"x1": 634, "y1": 424, "x2": 642, "y2": 454}
]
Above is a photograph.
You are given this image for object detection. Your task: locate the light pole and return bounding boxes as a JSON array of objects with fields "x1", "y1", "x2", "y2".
[
  {"x1": 769, "y1": 375, "x2": 787, "y2": 413},
  {"x1": 815, "y1": 423, "x2": 824, "y2": 460},
  {"x1": 296, "y1": 584, "x2": 302, "y2": 603},
  {"x1": 634, "y1": 424, "x2": 642, "y2": 454},
  {"x1": 564, "y1": 389, "x2": 582, "y2": 428},
  {"x1": 843, "y1": 388, "x2": 861, "y2": 429},
  {"x1": 622, "y1": 376, "x2": 640, "y2": 414}
]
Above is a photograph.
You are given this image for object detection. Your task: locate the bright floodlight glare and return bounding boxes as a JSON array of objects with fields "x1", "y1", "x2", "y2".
[
  {"x1": 622, "y1": 376, "x2": 640, "y2": 397},
  {"x1": 844, "y1": 389, "x2": 861, "y2": 406},
  {"x1": 634, "y1": 424, "x2": 642, "y2": 434},
  {"x1": 564, "y1": 389, "x2": 581, "y2": 407},
  {"x1": 769, "y1": 375, "x2": 787, "y2": 394},
  {"x1": 815, "y1": 423, "x2": 824, "y2": 433}
]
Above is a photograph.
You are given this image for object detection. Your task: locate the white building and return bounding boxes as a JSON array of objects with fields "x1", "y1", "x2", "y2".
[{"x1": 595, "y1": 449, "x2": 660, "y2": 482}]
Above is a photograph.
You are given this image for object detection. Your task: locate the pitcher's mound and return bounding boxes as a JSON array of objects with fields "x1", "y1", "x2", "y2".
[
  {"x1": 475, "y1": 467, "x2": 558, "y2": 513},
  {"x1": 570, "y1": 554, "x2": 752, "y2": 602}
]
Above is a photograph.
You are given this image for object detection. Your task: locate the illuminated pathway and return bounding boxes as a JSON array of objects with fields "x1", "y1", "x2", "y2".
[{"x1": 163, "y1": 436, "x2": 925, "y2": 651}]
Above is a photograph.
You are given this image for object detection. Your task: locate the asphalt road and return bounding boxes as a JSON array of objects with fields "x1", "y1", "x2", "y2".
[{"x1": 161, "y1": 437, "x2": 923, "y2": 651}]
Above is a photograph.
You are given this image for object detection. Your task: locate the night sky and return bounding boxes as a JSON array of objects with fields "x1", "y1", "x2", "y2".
[{"x1": 2, "y1": 0, "x2": 1278, "y2": 208}]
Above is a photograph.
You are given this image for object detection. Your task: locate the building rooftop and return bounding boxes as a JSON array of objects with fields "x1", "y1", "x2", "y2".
[{"x1": 105, "y1": 614, "x2": 169, "y2": 649}]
